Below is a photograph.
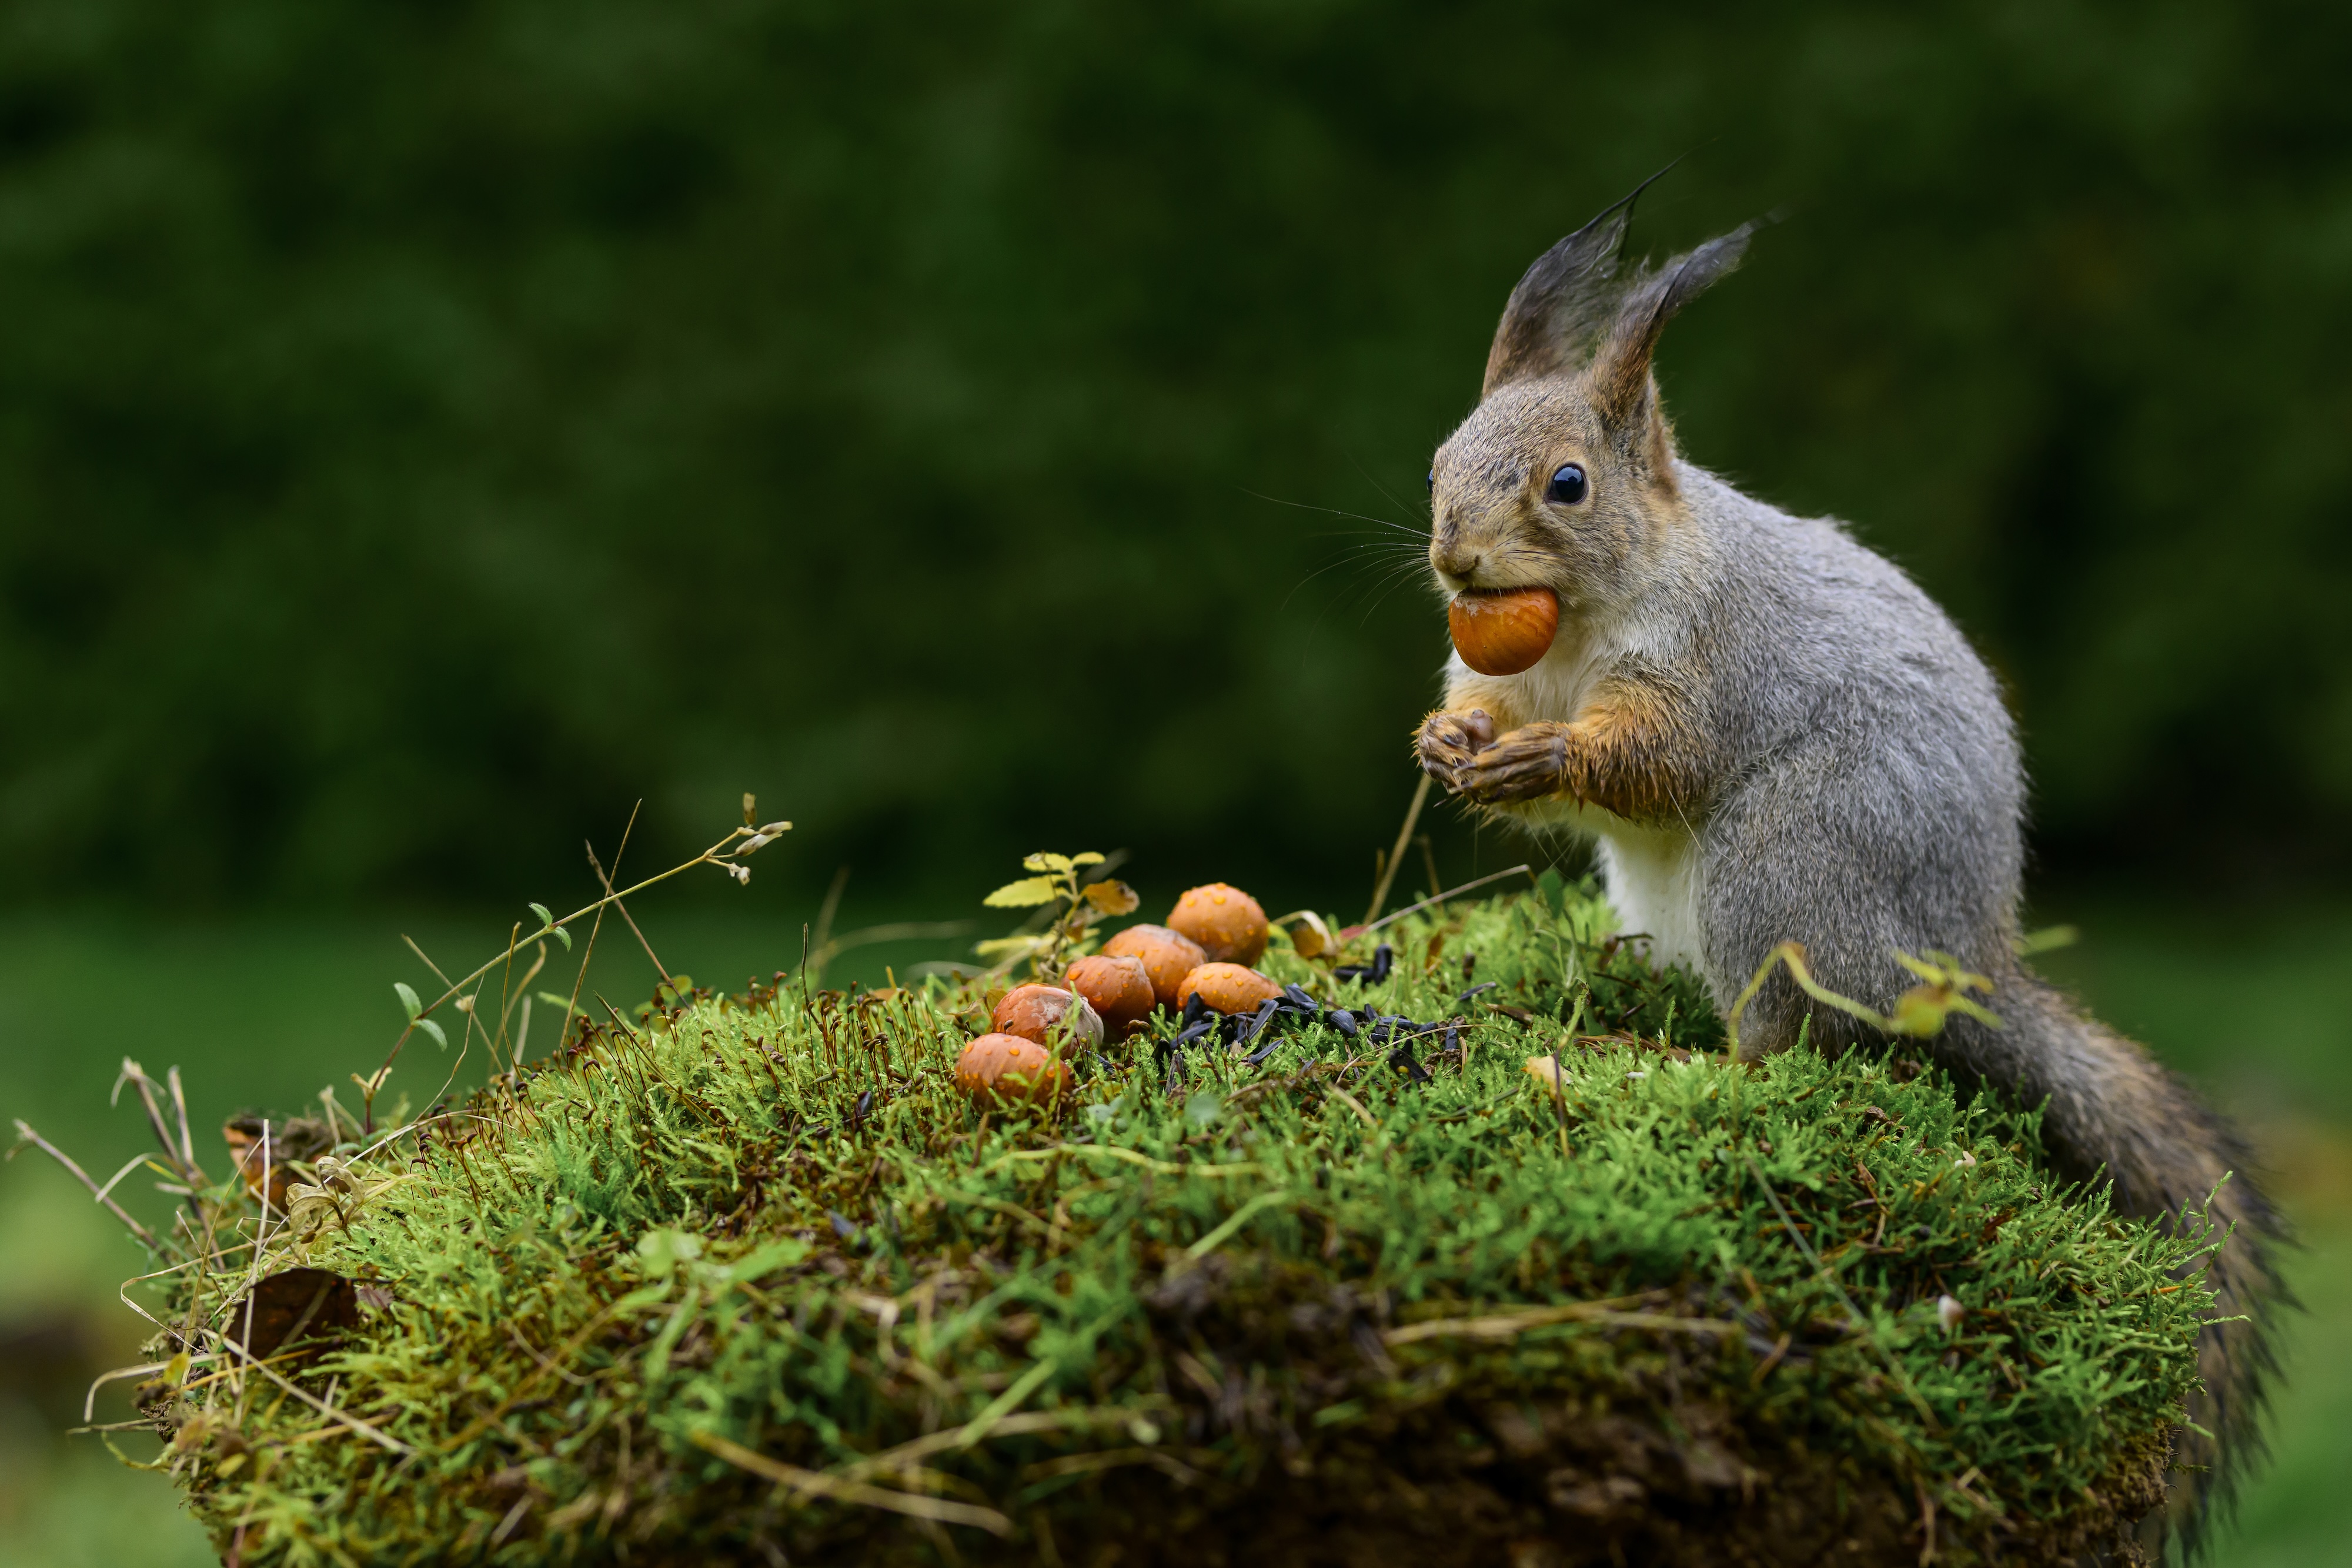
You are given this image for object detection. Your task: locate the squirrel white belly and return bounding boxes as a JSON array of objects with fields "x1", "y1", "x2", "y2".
[
  {"x1": 1411, "y1": 192, "x2": 2282, "y2": 1556},
  {"x1": 1442, "y1": 614, "x2": 1710, "y2": 974}
]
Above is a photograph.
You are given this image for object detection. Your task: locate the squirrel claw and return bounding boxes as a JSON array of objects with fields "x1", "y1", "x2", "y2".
[
  {"x1": 1415, "y1": 710, "x2": 1490, "y2": 789},
  {"x1": 1454, "y1": 723, "x2": 1571, "y2": 805},
  {"x1": 1419, "y1": 711, "x2": 1565, "y2": 803}
]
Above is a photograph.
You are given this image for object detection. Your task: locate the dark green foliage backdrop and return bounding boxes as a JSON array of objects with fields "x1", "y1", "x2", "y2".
[{"x1": 5, "y1": 0, "x2": 2348, "y2": 910}]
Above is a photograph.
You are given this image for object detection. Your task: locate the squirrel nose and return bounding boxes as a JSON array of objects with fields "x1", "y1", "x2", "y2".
[{"x1": 1431, "y1": 543, "x2": 1481, "y2": 583}]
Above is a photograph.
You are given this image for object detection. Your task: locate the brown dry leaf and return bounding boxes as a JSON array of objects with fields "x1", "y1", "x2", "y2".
[
  {"x1": 223, "y1": 1116, "x2": 335, "y2": 1209},
  {"x1": 1082, "y1": 880, "x2": 1140, "y2": 917},
  {"x1": 224, "y1": 1268, "x2": 359, "y2": 1360},
  {"x1": 1278, "y1": 910, "x2": 1332, "y2": 958}
]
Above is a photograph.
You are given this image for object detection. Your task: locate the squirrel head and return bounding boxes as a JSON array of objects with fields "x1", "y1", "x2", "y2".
[{"x1": 1429, "y1": 198, "x2": 1753, "y2": 617}]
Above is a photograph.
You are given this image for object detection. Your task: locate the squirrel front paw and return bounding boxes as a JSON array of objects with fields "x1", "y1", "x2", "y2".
[
  {"x1": 1419, "y1": 711, "x2": 1571, "y2": 804},
  {"x1": 1459, "y1": 724, "x2": 1573, "y2": 803},
  {"x1": 1416, "y1": 708, "x2": 1496, "y2": 790}
]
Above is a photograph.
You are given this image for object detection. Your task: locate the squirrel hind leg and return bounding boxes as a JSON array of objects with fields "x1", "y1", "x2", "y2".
[{"x1": 1693, "y1": 761, "x2": 2014, "y2": 1061}]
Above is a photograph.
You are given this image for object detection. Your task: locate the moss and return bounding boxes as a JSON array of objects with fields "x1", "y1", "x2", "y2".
[{"x1": 143, "y1": 882, "x2": 2210, "y2": 1565}]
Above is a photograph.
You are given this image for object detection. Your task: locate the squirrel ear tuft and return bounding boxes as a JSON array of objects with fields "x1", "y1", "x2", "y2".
[
  {"x1": 1587, "y1": 222, "x2": 1756, "y2": 432},
  {"x1": 1480, "y1": 180, "x2": 1658, "y2": 399}
]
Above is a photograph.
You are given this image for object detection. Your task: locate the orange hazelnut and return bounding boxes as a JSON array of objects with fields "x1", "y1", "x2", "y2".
[
  {"x1": 954, "y1": 1033, "x2": 1074, "y2": 1107},
  {"x1": 1065, "y1": 954, "x2": 1157, "y2": 1038},
  {"x1": 1174, "y1": 962, "x2": 1283, "y2": 1015},
  {"x1": 990, "y1": 984, "x2": 1103, "y2": 1048},
  {"x1": 1101, "y1": 924, "x2": 1208, "y2": 1009},
  {"x1": 1166, "y1": 884, "x2": 1269, "y2": 966},
  {"x1": 1448, "y1": 586, "x2": 1560, "y2": 677}
]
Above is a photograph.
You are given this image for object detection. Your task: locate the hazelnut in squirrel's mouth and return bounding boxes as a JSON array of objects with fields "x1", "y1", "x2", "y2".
[{"x1": 1448, "y1": 586, "x2": 1560, "y2": 676}]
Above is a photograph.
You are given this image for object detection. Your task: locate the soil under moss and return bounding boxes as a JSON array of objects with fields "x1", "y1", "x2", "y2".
[{"x1": 135, "y1": 880, "x2": 2210, "y2": 1566}]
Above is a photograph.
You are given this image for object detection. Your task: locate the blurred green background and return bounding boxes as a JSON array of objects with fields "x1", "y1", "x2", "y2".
[{"x1": 4, "y1": 1, "x2": 2348, "y2": 1563}]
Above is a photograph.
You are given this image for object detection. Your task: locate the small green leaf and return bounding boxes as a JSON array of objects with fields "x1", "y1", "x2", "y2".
[
  {"x1": 393, "y1": 981, "x2": 422, "y2": 1022},
  {"x1": 611, "y1": 1281, "x2": 672, "y2": 1314},
  {"x1": 1021, "y1": 852, "x2": 1074, "y2": 874},
  {"x1": 413, "y1": 1017, "x2": 449, "y2": 1051},
  {"x1": 643, "y1": 1291, "x2": 696, "y2": 1385},
  {"x1": 537, "y1": 991, "x2": 577, "y2": 1013},
  {"x1": 2014, "y1": 924, "x2": 2079, "y2": 957},
  {"x1": 528, "y1": 902, "x2": 553, "y2": 928},
  {"x1": 637, "y1": 1227, "x2": 703, "y2": 1278},
  {"x1": 724, "y1": 1238, "x2": 810, "y2": 1284},
  {"x1": 1535, "y1": 868, "x2": 1566, "y2": 915},
  {"x1": 1068, "y1": 851, "x2": 1105, "y2": 866},
  {"x1": 983, "y1": 876, "x2": 1061, "y2": 908},
  {"x1": 549, "y1": 925, "x2": 572, "y2": 952}
]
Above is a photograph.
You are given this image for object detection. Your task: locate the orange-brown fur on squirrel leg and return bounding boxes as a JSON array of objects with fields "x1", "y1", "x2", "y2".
[{"x1": 1417, "y1": 678, "x2": 1705, "y2": 823}]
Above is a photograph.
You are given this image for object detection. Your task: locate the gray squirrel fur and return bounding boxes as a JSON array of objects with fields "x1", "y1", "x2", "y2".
[{"x1": 1414, "y1": 195, "x2": 2283, "y2": 1555}]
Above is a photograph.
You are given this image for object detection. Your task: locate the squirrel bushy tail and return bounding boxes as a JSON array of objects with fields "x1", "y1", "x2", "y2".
[{"x1": 1963, "y1": 967, "x2": 2288, "y2": 1554}]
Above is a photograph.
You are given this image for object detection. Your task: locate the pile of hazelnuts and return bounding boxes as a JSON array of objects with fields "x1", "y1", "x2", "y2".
[{"x1": 953, "y1": 882, "x2": 1281, "y2": 1108}]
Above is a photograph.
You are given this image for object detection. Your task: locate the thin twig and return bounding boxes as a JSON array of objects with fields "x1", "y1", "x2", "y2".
[
  {"x1": 560, "y1": 804, "x2": 642, "y2": 1042},
  {"x1": 496, "y1": 937, "x2": 549, "y2": 1052},
  {"x1": 401, "y1": 935, "x2": 457, "y2": 992},
  {"x1": 1385, "y1": 1299, "x2": 1735, "y2": 1346},
  {"x1": 506, "y1": 1324, "x2": 594, "y2": 1389},
  {"x1": 1356, "y1": 864, "x2": 1536, "y2": 938},
  {"x1": 11, "y1": 1121, "x2": 159, "y2": 1248},
  {"x1": 990, "y1": 1146, "x2": 1262, "y2": 1180},
  {"x1": 113, "y1": 1060, "x2": 194, "y2": 1183},
  {"x1": 83, "y1": 1355, "x2": 216, "y2": 1422},
  {"x1": 91, "y1": 1151, "x2": 160, "y2": 1206},
  {"x1": 166, "y1": 1066, "x2": 204, "y2": 1183},
  {"x1": 1325, "y1": 1086, "x2": 1380, "y2": 1131},
  {"x1": 213, "y1": 1330, "x2": 412, "y2": 1456},
  {"x1": 809, "y1": 922, "x2": 978, "y2": 975},
  {"x1": 1184, "y1": 1190, "x2": 1292, "y2": 1261},
  {"x1": 370, "y1": 798, "x2": 771, "y2": 1091},
  {"x1": 415, "y1": 1001, "x2": 480, "y2": 1154},
  {"x1": 1020, "y1": 1446, "x2": 1204, "y2": 1485},
  {"x1": 833, "y1": 1407, "x2": 1146, "y2": 1485},
  {"x1": 813, "y1": 865, "x2": 851, "y2": 958},
  {"x1": 1364, "y1": 773, "x2": 1433, "y2": 925},
  {"x1": 233, "y1": 1118, "x2": 275, "y2": 1400},
  {"x1": 589, "y1": 840, "x2": 671, "y2": 989},
  {"x1": 690, "y1": 1429, "x2": 1011, "y2": 1535}
]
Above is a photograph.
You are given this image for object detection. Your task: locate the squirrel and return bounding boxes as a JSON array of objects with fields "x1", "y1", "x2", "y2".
[{"x1": 1412, "y1": 192, "x2": 2283, "y2": 1552}]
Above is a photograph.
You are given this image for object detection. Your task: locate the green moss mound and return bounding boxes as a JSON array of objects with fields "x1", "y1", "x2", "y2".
[{"x1": 148, "y1": 887, "x2": 2209, "y2": 1566}]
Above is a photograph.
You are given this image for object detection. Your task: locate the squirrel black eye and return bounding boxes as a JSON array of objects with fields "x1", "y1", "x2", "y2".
[
  {"x1": 1546, "y1": 463, "x2": 1588, "y2": 505},
  {"x1": 1425, "y1": 469, "x2": 1435, "y2": 493}
]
